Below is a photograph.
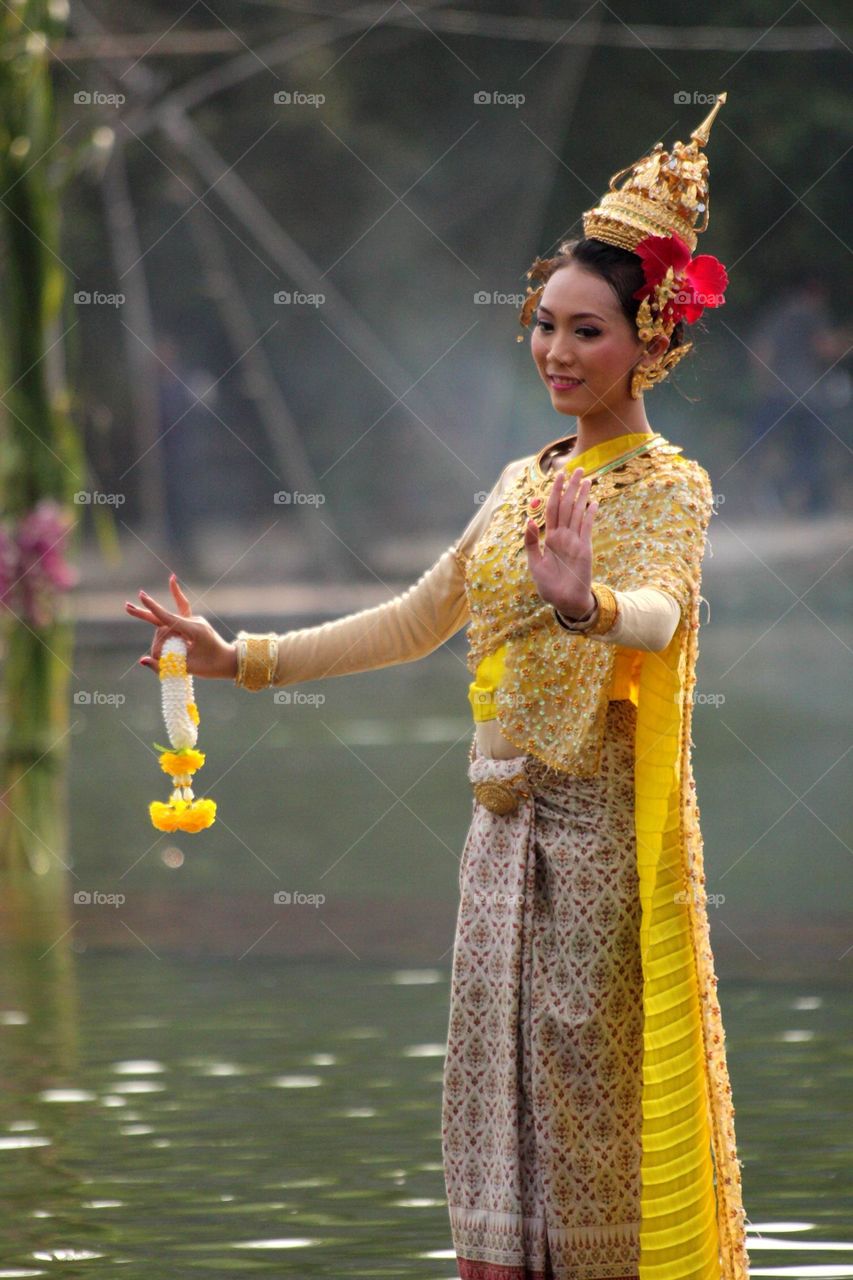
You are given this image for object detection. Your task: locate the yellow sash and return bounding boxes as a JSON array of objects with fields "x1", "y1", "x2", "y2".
[{"x1": 459, "y1": 434, "x2": 750, "y2": 1280}]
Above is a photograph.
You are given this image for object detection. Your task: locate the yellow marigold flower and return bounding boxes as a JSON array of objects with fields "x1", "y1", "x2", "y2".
[
  {"x1": 149, "y1": 801, "x2": 182, "y2": 832},
  {"x1": 149, "y1": 797, "x2": 217, "y2": 833},
  {"x1": 158, "y1": 748, "x2": 205, "y2": 777},
  {"x1": 187, "y1": 702, "x2": 200, "y2": 725},
  {"x1": 178, "y1": 798, "x2": 217, "y2": 832}
]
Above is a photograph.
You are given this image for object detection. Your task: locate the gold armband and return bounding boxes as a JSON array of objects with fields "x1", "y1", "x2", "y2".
[
  {"x1": 234, "y1": 631, "x2": 279, "y2": 691},
  {"x1": 586, "y1": 581, "x2": 619, "y2": 635},
  {"x1": 554, "y1": 582, "x2": 619, "y2": 636}
]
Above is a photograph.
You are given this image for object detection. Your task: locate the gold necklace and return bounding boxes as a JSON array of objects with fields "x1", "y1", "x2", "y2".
[{"x1": 524, "y1": 431, "x2": 666, "y2": 534}]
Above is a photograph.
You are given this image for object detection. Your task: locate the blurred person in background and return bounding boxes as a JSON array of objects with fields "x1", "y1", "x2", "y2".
[{"x1": 747, "y1": 277, "x2": 851, "y2": 516}]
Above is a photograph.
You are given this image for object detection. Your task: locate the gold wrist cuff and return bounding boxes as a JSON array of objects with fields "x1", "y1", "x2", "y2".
[
  {"x1": 586, "y1": 582, "x2": 619, "y2": 635},
  {"x1": 235, "y1": 631, "x2": 279, "y2": 691}
]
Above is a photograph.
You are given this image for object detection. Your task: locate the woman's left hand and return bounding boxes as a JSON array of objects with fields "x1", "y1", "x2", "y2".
[{"x1": 524, "y1": 467, "x2": 598, "y2": 618}]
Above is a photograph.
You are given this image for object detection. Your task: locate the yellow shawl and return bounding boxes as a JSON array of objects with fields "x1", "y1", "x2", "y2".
[{"x1": 460, "y1": 433, "x2": 750, "y2": 1280}]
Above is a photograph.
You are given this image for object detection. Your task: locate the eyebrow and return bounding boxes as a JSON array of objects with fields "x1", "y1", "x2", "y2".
[{"x1": 536, "y1": 306, "x2": 606, "y2": 321}]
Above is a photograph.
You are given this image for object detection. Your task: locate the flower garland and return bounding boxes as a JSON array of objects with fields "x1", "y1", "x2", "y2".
[{"x1": 149, "y1": 634, "x2": 217, "y2": 833}]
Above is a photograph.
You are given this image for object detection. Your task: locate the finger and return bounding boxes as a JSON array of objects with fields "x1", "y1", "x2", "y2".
[
  {"x1": 580, "y1": 497, "x2": 599, "y2": 539},
  {"x1": 138, "y1": 590, "x2": 184, "y2": 627},
  {"x1": 565, "y1": 475, "x2": 592, "y2": 536},
  {"x1": 553, "y1": 466, "x2": 585, "y2": 530},
  {"x1": 139, "y1": 655, "x2": 159, "y2": 674},
  {"x1": 125, "y1": 602, "x2": 160, "y2": 626},
  {"x1": 524, "y1": 517, "x2": 542, "y2": 560},
  {"x1": 544, "y1": 468, "x2": 569, "y2": 534},
  {"x1": 169, "y1": 573, "x2": 192, "y2": 618}
]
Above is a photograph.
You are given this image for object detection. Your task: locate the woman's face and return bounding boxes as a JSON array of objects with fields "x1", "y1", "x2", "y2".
[{"x1": 530, "y1": 259, "x2": 665, "y2": 416}]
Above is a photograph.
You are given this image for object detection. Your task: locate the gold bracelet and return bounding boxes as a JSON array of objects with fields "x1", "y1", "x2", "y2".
[
  {"x1": 586, "y1": 581, "x2": 619, "y2": 635},
  {"x1": 554, "y1": 582, "x2": 619, "y2": 636},
  {"x1": 234, "y1": 631, "x2": 279, "y2": 691}
]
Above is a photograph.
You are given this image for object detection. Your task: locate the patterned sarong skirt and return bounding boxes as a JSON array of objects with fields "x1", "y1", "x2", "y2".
[{"x1": 442, "y1": 699, "x2": 644, "y2": 1280}]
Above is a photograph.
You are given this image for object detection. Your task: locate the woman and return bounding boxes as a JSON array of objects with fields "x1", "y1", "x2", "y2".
[{"x1": 126, "y1": 95, "x2": 749, "y2": 1280}]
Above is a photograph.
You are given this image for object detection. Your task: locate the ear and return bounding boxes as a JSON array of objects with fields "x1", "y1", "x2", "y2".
[{"x1": 637, "y1": 332, "x2": 671, "y2": 369}]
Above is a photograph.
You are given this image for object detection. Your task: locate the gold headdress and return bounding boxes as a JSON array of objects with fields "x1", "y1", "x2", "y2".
[{"x1": 518, "y1": 93, "x2": 730, "y2": 397}]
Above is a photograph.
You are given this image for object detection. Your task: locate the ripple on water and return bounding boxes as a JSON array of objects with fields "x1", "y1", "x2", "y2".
[
  {"x1": 229, "y1": 1237, "x2": 319, "y2": 1249},
  {"x1": 110, "y1": 1060, "x2": 165, "y2": 1074},
  {"x1": 388, "y1": 970, "x2": 444, "y2": 985},
  {"x1": 269, "y1": 1074, "x2": 323, "y2": 1088},
  {"x1": 37, "y1": 1089, "x2": 96, "y2": 1103}
]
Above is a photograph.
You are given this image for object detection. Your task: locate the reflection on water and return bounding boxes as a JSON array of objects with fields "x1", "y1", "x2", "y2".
[{"x1": 0, "y1": 955, "x2": 851, "y2": 1277}]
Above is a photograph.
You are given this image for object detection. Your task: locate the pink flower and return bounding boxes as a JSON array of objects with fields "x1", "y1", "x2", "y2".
[{"x1": 1, "y1": 500, "x2": 79, "y2": 628}]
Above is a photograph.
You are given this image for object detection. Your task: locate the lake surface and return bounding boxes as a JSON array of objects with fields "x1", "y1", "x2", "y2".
[
  {"x1": 1, "y1": 530, "x2": 850, "y2": 1274},
  {"x1": 0, "y1": 955, "x2": 851, "y2": 1278}
]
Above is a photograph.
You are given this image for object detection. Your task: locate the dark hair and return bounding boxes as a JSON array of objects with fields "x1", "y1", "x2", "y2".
[{"x1": 524, "y1": 235, "x2": 690, "y2": 359}]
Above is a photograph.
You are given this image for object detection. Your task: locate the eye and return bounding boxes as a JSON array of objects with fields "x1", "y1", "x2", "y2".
[{"x1": 534, "y1": 319, "x2": 601, "y2": 338}]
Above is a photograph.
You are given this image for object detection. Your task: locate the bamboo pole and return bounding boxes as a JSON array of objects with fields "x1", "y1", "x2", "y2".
[{"x1": 0, "y1": 1, "x2": 85, "y2": 947}]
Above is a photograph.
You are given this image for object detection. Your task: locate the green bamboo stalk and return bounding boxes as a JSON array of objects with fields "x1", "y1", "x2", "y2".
[{"x1": 0, "y1": 1, "x2": 85, "y2": 946}]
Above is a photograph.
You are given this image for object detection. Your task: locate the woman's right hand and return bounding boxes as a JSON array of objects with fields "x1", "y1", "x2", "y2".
[{"x1": 124, "y1": 573, "x2": 237, "y2": 679}]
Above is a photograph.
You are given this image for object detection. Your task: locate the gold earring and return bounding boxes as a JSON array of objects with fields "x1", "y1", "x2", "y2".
[{"x1": 629, "y1": 362, "x2": 649, "y2": 400}]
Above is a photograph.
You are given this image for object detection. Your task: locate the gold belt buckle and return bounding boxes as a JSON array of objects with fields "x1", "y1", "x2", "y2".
[{"x1": 472, "y1": 774, "x2": 529, "y2": 816}]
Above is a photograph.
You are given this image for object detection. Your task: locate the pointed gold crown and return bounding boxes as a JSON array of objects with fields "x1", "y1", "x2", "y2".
[{"x1": 582, "y1": 93, "x2": 727, "y2": 255}]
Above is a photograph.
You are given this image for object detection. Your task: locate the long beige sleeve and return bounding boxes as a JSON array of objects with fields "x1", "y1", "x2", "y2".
[
  {"x1": 268, "y1": 461, "x2": 519, "y2": 688},
  {"x1": 558, "y1": 586, "x2": 681, "y2": 652}
]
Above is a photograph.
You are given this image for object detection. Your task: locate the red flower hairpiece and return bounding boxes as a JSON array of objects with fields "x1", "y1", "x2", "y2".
[{"x1": 633, "y1": 232, "x2": 728, "y2": 326}]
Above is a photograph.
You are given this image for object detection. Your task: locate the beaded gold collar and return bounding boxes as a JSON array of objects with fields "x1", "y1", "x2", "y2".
[{"x1": 525, "y1": 430, "x2": 679, "y2": 537}]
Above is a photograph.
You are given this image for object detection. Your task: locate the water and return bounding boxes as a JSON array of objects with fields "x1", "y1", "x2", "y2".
[
  {"x1": 1, "y1": 541, "x2": 849, "y2": 1273},
  {"x1": 0, "y1": 956, "x2": 851, "y2": 1277}
]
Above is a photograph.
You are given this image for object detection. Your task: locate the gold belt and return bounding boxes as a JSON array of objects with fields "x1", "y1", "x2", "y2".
[{"x1": 471, "y1": 773, "x2": 530, "y2": 816}]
